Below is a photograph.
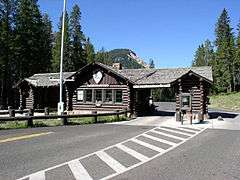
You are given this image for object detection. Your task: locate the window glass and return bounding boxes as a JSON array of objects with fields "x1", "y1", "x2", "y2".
[
  {"x1": 86, "y1": 89, "x2": 92, "y2": 102},
  {"x1": 95, "y1": 90, "x2": 102, "y2": 102},
  {"x1": 182, "y1": 96, "x2": 190, "y2": 108},
  {"x1": 77, "y1": 90, "x2": 84, "y2": 101},
  {"x1": 105, "y1": 90, "x2": 112, "y2": 103},
  {"x1": 115, "y1": 90, "x2": 123, "y2": 103}
]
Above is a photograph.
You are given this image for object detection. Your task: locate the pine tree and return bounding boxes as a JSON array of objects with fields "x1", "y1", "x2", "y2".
[
  {"x1": 149, "y1": 58, "x2": 155, "y2": 68},
  {"x1": 15, "y1": 0, "x2": 46, "y2": 78},
  {"x1": 192, "y1": 40, "x2": 215, "y2": 67},
  {"x1": 95, "y1": 47, "x2": 110, "y2": 65},
  {"x1": 0, "y1": 0, "x2": 17, "y2": 108},
  {"x1": 52, "y1": 12, "x2": 71, "y2": 72},
  {"x1": 85, "y1": 37, "x2": 95, "y2": 63},
  {"x1": 235, "y1": 22, "x2": 240, "y2": 91},
  {"x1": 214, "y1": 9, "x2": 235, "y2": 93},
  {"x1": 69, "y1": 4, "x2": 86, "y2": 71},
  {"x1": 41, "y1": 13, "x2": 52, "y2": 72}
]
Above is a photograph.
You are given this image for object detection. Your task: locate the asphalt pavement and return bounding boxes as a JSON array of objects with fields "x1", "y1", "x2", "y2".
[
  {"x1": 113, "y1": 128, "x2": 240, "y2": 180},
  {"x1": 0, "y1": 124, "x2": 152, "y2": 180},
  {"x1": 0, "y1": 112, "x2": 240, "y2": 180}
]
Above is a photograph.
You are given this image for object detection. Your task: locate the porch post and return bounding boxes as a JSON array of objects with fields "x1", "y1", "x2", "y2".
[
  {"x1": 176, "y1": 79, "x2": 182, "y2": 121},
  {"x1": 199, "y1": 78, "x2": 204, "y2": 122},
  {"x1": 19, "y1": 89, "x2": 23, "y2": 109},
  {"x1": 29, "y1": 87, "x2": 35, "y2": 109},
  {"x1": 65, "y1": 86, "x2": 73, "y2": 111}
]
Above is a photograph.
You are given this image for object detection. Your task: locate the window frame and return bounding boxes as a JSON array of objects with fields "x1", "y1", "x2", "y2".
[
  {"x1": 95, "y1": 89, "x2": 103, "y2": 103},
  {"x1": 115, "y1": 90, "x2": 123, "y2": 104},
  {"x1": 104, "y1": 89, "x2": 113, "y2": 104},
  {"x1": 76, "y1": 89, "x2": 84, "y2": 102},
  {"x1": 85, "y1": 89, "x2": 93, "y2": 103}
]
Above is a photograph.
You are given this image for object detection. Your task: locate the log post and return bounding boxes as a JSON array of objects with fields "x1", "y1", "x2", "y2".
[
  {"x1": 124, "y1": 108, "x2": 128, "y2": 118},
  {"x1": 27, "y1": 108, "x2": 34, "y2": 127},
  {"x1": 92, "y1": 111, "x2": 97, "y2": 123},
  {"x1": 62, "y1": 112, "x2": 68, "y2": 125},
  {"x1": 8, "y1": 106, "x2": 15, "y2": 117},
  {"x1": 199, "y1": 79, "x2": 204, "y2": 122},
  {"x1": 176, "y1": 79, "x2": 182, "y2": 121},
  {"x1": 44, "y1": 107, "x2": 49, "y2": 115},
  {"x1": 19, "y1": 89, "x2": 23, "y2": 109},
  {"x1": 115, "y1": 110, "x2": 120, "y2": 121}
]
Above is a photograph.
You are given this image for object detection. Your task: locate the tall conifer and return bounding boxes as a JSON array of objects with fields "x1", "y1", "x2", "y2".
[
  {"x1": 69, "y1": 4, "x2": 86, "y2": 71},
  {"x1": 214, "y1": 9, "x2": 235, "y2": 92},
  {"x1": 234, "y1": 22, "x2": 240, "y2": 90},
  {"x1": 85, "y1": 37, "x2": 95, "y2": 63},
  {"x1": 0, "y1": 0, "x2": 16, "y2": 108},
  {"x1": 41, "y1": 13, "x2": 53, "y2": 72},
  {"x1": 52, "y1": 12, "x2": 71, "y2": 72},
  {"x1": 15, "y1": 0, "x2": 46, "y2": 78}
]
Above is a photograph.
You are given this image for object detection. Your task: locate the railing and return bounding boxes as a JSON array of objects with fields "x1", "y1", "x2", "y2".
[
  {"x1": 0, "y1": 108, "x2": 130, "y2": 128},
  {"x1": 0, "y1": 109, "x2": 45, "y2": 115}
]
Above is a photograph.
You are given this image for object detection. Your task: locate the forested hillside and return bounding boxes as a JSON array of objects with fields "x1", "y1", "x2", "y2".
[{"x1": 107, "y1": 49, "x2": 146, "y2": 69}]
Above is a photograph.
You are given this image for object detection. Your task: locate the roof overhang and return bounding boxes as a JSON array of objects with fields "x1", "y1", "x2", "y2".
[{"x1": 133, "y1": 84, "x2": 171, "y2": 89}]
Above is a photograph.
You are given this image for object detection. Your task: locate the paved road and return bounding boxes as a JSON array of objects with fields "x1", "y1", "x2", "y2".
[
  {"x1": 0, "y1": 124, "x2": 152, "y2": 180},
  {"x1": 0, "y1": 113, "x2": 240, "y2": 180},
  {"x1": 113, "y1": 128, "x2": 240, "y2": 180}
]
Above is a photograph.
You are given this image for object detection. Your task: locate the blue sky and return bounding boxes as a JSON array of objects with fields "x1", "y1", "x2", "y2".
[{"x1": 39, "y1": 0, "x2": 240, "y2": 68}]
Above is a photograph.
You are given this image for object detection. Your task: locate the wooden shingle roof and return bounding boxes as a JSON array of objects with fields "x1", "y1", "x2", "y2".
[
  {"x1": 24, "y1": 72, "x2": 76, "y2": 87},
  {"x1": 17, "y1": 62, "x2": 213, "y2": 87},
  {"x1": 119, "y1": 66, "x2": 213, "y2": 85}
]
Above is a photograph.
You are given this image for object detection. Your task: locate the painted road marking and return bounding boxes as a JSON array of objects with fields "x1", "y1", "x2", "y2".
[
  {"x1": 157, "y1": 127, "x2": 193, "y2": 136},
  {"x1": 0, "y1": 132, "x2": 53, "y2": 144},
  {"x1": 68, "y1": 160, "x2": 93, "y2": 180},
  {"x1": 160, "y1": 126, "x2": 196, "y2": 135},
  {"x1": 178, "y1": 127, "x2": 201, "y2": 133},
  {"x1": 96, "y1": 151, "x2": 126, "y2": 173},
  {"x1": 17, "y1": 126, "x2": 207, "y2": 180},
  {"x1": 116, "y1": 144, "x2": 149, "y2": 162},
  {"x1": 29, "y1": 171, "x2": 45, "y2": 180},
  {"x1": 141, "y1": 134, "x2": 176, "y2": 146},
  {"x1": 152, "y1": 129, "x2": 186, "y2": 140},
  {"x1": 180, "y1": 127, "x2": 201, "y2": 131},
  {"x1": 131, "y1": 138, "x2": 164, "y2": 152}
]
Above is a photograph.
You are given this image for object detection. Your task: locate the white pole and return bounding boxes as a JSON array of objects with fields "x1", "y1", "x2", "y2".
[{"x1": 58, "y1": 0, "x2": 67, "y2": 115}]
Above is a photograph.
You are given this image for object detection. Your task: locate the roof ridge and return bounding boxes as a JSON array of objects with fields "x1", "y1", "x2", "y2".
[{"x1": 32, "y1": 72, "x2": 76, "y2": 76}]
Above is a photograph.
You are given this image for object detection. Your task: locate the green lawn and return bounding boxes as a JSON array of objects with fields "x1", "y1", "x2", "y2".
[
  {"x1": 0, "y1": 115, "x2": 128, "y2": 130},
  {"x1": 209, "y1": 92, "x2": 240, "y2": 112}
]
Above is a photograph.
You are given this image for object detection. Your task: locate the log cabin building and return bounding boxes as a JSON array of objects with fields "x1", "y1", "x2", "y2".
[{"x1": 15, "y1": 62, "x2": 213, "y2": 121}]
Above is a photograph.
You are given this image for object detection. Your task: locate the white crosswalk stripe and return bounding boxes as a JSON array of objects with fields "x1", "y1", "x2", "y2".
[
  {"x1": 152, "y1": 129, "x2": 186, "y2": 140},
  {"x1": 131, "y1": 138, "x2": 165, "y2": 152},
  {"x1": 141, "y1": 133, "x2": 177, "y2": 146},
  {"x1": 157, "y1": 127, "x2": 192, "y2": 136},
  {"x1": 96, "y1": 151, "x2": 126, "y2": 173},
  {"x1": 178, "y1": 127, "x2": 201, "y2": 133},
  {"x1": 28, "y1": 171, "x2": 45, "y2": 180},
  {"x1": 116, "y1": 144, "x2": 149, "y2": 162},
  {"x1": 68, "y1": 160, "x2": 93, "y2": 180}
]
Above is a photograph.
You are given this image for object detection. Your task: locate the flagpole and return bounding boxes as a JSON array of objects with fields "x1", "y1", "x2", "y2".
[{"x1": 58, "y1": 0, "x2": 67, "y2": 115}]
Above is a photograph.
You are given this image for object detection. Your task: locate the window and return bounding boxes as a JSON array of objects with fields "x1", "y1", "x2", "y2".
[
  {"x1": 95, "y1": 90, "x2": 102, "y2": 102},
  {"x1": 115, "y1": 90, "x2": 123, "y2": 103},
  {"x1": 86, "y1": 89, "x2": 92, "y2": 102},
  {"x1": 180, "y1": 93, "x2": 192, "y2": 110},
  {"x1": 77, "y1": 90, "x2": 84, "y2": 101},
  {"x1": 105, "y1": 90, "x2": 112, "y2": 103}
]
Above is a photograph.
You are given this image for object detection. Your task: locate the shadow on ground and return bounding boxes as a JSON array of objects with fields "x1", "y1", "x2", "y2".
[{"x1": 209, "y1": 111, "x2": 238, "y2": 119}]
